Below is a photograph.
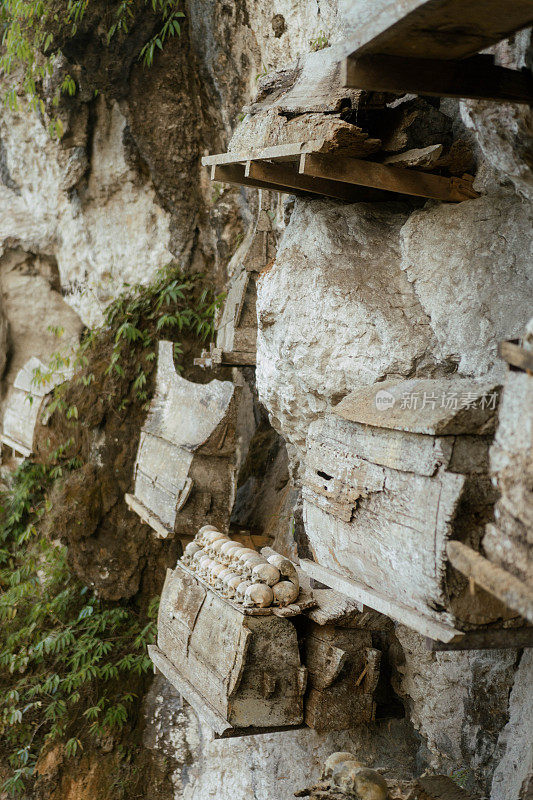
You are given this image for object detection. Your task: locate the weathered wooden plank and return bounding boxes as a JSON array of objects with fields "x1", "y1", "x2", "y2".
[
  {"x1": 447, "y1": 541, "x2": 533, "y2": 623},
  {"x1": 307, "y1": 414, "x2": 454, "y2": 476},
  {"x1": 299, "y1": 153, "x2": 478, "y2": 202},
  {"x1": 300, "y1": 559, "x2": 462, "y2": 642},
  {"x1": 124, "y1": 493, "x2": 170, "y2": 539},
  {"x1": 0, "y1": 433, "x2": 32, "y2": 458},
  {"x1": 382, "y1": 144, "x2": 443, "y2": 169},
  {"x1": 202, "y1": 140, "x2": 321, "y2": 167},
  {"x1": 242, "y1": 161, "x2": 397, "y2": 203},
  {"x1": 499, "y1": 340, "x2": 533, "y2": 372},
  {"x1": 427, "y1": 627, "x2": 533, "y2": 651},
  {"x1": 334, "y1": 378, "x2": 501, "y2": 435},
  {"x1": 342, "y1": 53, "x2": 533, "y2": 104},
  {"x1": 338, "y1": 0, "x2": 533, "y2": 61}
]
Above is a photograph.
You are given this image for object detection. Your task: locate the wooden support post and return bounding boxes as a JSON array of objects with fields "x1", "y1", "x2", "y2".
[
  {"x1": 243, "y1": 161, "x2": 395, "y2": 203},
  {"x1": 426, "y1": 627, "x2": 533, "y2": 651},
  {"x1": 342, "y1": 53, "x2": 533, "y2": 105},
  {"x1": 299, "y1": 153, "x2": 478, "y2": 202},
  {"x1": 447, "y1": 541, "x2": 533, "y2": 623}
]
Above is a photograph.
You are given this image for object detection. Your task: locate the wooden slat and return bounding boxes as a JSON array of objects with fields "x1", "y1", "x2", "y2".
[
  {"x1": 202, "y1": 140, "x2": 326, "y2": 168},
  {"x1": 300, "y1": 559, "x2": 462, "y2": 642},
  {"x1": 244, "y1": 161, "x2": 398, "y2": 202},
  {"x1": 499, "y1": 340, "x2": 533, "y2": 372},
  {"x1": 339, "y1": 0, "x2": 533, "y2": 62},
  {"x1": 447, "y1": 541, "x2": 533, "y2": 623},
  {"x1": 299, "y1": 153, "x2": 478, "y2": 202},
  {"x1": 125, "y1": 492, "x2": 170, "y2": 539},
  {"x1": 0, "y1": 433, "x2": 32, "y2": 458},
  {"x1": 427, "y1": 627, "x2": 533, "y2": 651},
  {"x1": 342, "y1": 53, "x2": 533, "y2": 104}
]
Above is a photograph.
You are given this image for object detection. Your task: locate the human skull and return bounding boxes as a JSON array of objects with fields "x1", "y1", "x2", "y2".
[
  {"x1": 243, "y1": 583, "x2": 274, "y2": 608},
  {"x1": 210, "y1": 537, "x2": 231, "y2": 558},
  {"x1": 215, "y1": 567, "x2": 233, "y2": 592},
  {"x1": 223, "y1": 572, "x2": 242, "y2": 599},
  {"x1": 235, "y1": 580, "x2": 252, "y2": 603},
  {"x1": 334, "y1": 764, "x2": 388, "y2": 800},
  {"x1": 323, "y1": 752, "x2": 361, "y2": 782},
  {"x1": 208, "y1": 563, "x2": 225, "y2": 585},
  {"x1": 196, "y1": 525, "x2": 219, "y2": 545},
  {"x1": 199, "y1": 557, "x2": 214, "y2": 579},
  {"x1": 204, "y1": 531, "x2": 226, "y2": 549},
  {"x1": 221, "y1": 543, "x2": 243, "y2": 565},
  {"x1": 183, "y1": 541, "x2": 201, "y2": 564},
  {"x1": 267, "y1": 553, "x2": 299, "y2": 587},
  {"x1": 272, "y1": 580, "x2": 299, "y2": 607},
  {"x1": 241, "y1": 554, "x2": 268, "y2": 579},
  {"x1": 228, "y1": 548, "x2": 252, "y2": 572},
  {"x1": 251, "y1": 563, "x2": 281, "y2": 586},
  {"x1": 191, "y1": 549, "x2": 206, "y2": 570}
]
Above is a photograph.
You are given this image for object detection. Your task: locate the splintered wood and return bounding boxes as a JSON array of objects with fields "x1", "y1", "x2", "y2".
[
  {"x1": 340, "y1": 0, "x2": 533, "y2": 103},
  {"x1": 1, "y1": 357, "x2": 70, "y2": 459},
  {"x1": 299, "y1": 377, "x2": 519, "y2": 643},
  {"x1": 126, "y1": 341, "x2": 238, "y2": 539}
]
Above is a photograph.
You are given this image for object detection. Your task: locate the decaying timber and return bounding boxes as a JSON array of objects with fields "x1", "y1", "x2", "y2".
[
  {"x1": 300, "y1": 377, "x2": 520, "y2": 642},
  {"x1": 449, "y1": 331, "x2": 533, "y2": 623},
  {"x1": 125, "y1": 341, "x2": 238, "y2": 539},
  {"x1": 195, "y1": 210, "x2": 276, "y2": 369},
  {"x1": 295, "y1": 750, "x2": 478, "y2": 798},
  {"x1": 1, "y1": 357, "x2": 70, "y2": 459},
  {"x1": 340, "y1": 0, "x2": 533, "y2": 104},
  {"x1": 151, "y1": 529, "x2": 385, "y2": 735}
]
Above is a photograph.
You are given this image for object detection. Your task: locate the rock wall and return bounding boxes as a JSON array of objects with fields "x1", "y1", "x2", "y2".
[{"x1": 0, "y1": 1, "x2": 532, "y2": 799}]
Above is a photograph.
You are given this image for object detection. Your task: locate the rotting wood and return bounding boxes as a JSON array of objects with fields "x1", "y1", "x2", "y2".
[
  {"x1": 426, "y1": 627, "x2": 533, "y2": 651},
  {"x1": 382, "y1": 143, "x2": 443, "y2": 169},
  {"x1": 299, "y1": 153, "x2": 478, "y2": 202},
  {"x1": 338, "y1": 0, "x2": 533, "y2": 62},
  {"x1": 499, "y1": 339, "x2": 533, "y2": 373},
  {"x1": 342, "y1": 53, "x2": 533, "y2": 104},
  {"x1": 128, "y1": 340, "x2": 238, "y2": 538},
  {"x1": 447, "y1": 541, "x2": 533, "y2": 624}
]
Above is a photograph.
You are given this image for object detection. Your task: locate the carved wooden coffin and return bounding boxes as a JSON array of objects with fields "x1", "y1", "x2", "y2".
[
  {"x1": 126, "y1": 341, "x2": 238, "y2": 539},
  {"x1": 1, "y1": 357, "x2": 69, "y2": 458},
  {"x1": 301, "y1": 377, "x2": 511, "y2": 642},
  {"x1": 149, "y1": 561, "x2": 307, "y2": 737}
]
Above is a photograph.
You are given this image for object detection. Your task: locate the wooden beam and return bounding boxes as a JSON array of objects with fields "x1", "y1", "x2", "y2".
[
  {"x1": 299, "y1": 153, "x2": 478, "y2": 202},
  {"x1": 0, "y1": 434, "x2": 31, "y2": 459},
  {"x1": 125, "y1": 492, "x2": 170, "y2": 539},
  {"x1": 426, "y1": 627, "x2": 533, "y2": 651},
  {"x1": 447, "y1": 541, "x2": 533, "y2": 623},
  {"x1": 338, "y1": 0, "x2": 533, "y2": 62},
  {"x1": 499, "y1": 340, "x2": 533, "y2": 373},
  {"x1": 300, "y1": 559, "x2": 463, "y2": 642},
  {"x1": 342, "y1": 53, "x2": 533, "y2": 104},
  {"x1": 213, "y1": 162, "x2": 396, "y2": 203}
]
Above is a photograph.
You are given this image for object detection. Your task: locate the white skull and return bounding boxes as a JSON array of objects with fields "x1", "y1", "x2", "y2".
[
  {"x1": 198, "y1": 556, "x2": 213, "y2": 578},
  {"x1": 235, "y1": 580, "x2": 252, "y2": 603},
  {"x1": 196, "y1": 525, "x2": 220, "y2": 545},
  {"x1": 335, "y1": 765, "x2": 388, "y2": 800},
  {"x1": 251, "y1": 563, "x2": 281, "y2": 586},
  {"x1": 208, "y1": 563, "x2": 225, "y2": 585},
  {"x1": 243, "y1": 583, "x2": 274, "y2": 608},
  {"x1": 223, "y1": 573, "x2": 242, "y2": 599},
  {"x1": 183, "y1": 541, "x2": 201, "y2": 564},
  {"x1": 215, "y1": 567, "x2": 233, "y2": 592},
  {"x1": 267, "y1": 553, "x2": 299, "y2": 587},
  {"x1": 207, "y1": 536, "x2": 230, "y2": 557},
  {"x1": 272, "y1": 580, "x2": 299, "y2": 607},
  {"x1": 191, "y1": 549, "x2": 206, "y2": 570},
  {"x1": 323, "y1": 753, "x2": 360, "y2": 781},
  {"x1": 221, "y1": 543, "x2": 242, "y2": 565},
  {"x1": 241, "y1": 555, "x2": 268, "y2": 579}
]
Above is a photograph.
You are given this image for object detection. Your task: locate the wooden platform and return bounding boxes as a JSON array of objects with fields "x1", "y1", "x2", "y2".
[
  {"x1": 340, "y1": 0, "x2": 533, "y2": 103},
  {"x1": 202, "y1": 143, "x2": 478, "y2": 203}
]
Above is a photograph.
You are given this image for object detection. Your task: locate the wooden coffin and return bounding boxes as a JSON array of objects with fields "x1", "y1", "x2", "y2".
[
  {"x1": 1, "y1": 357, "x2": 69, "y2": 458},
  {"x1": 195, "y1": 211, "x2": 276, "y2": 369},
  {"x1": 126, "y1": 341, "x2": 238, "y2": 539},
  {"x1": 300, "y1": 377, "x2": 513, "y2": 642},
  {"x1": 448, "y1": 362, "x2": 533, "y2": 624},
  {"x1": 149, "y1": 562, "x2": 307, "y2": 737}
]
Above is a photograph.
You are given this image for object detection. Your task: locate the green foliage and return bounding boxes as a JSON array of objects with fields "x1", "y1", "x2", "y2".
[
  {"x1": 0, "y1": 459, "x2": 159, "y2": 796},
  {"x1": 0, "y1": 0, "x2": 184, "y2": 132},
  {"x1": 309, "y1": 30, "x2": 329, "y2": 51}
]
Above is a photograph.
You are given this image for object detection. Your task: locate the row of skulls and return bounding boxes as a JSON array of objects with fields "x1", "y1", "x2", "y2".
[{"x1": 181, "y1": 525, "x2": 301, "y2": 608}]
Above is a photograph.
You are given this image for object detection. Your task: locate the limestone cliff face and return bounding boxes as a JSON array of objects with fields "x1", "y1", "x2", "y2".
[{"x1": 0, "y1": 2, "x2": 532, "y2": 800}]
